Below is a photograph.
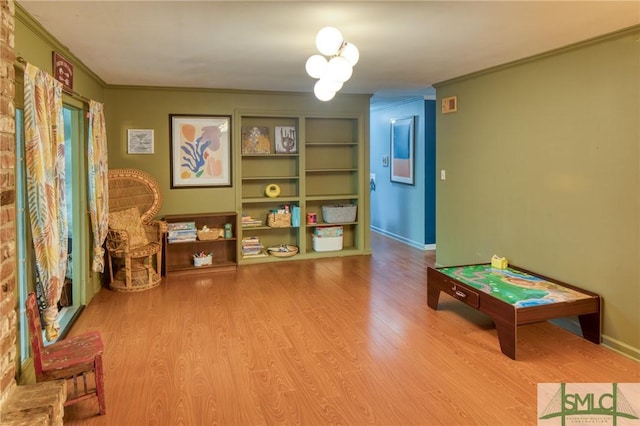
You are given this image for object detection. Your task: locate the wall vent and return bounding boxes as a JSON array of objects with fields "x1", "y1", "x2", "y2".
[{"x1": 442, "y1": 96, "x2": 457, "y2": 114}]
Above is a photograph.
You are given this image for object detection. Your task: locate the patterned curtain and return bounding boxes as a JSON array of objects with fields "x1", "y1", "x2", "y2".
[
  {"x1": 23, "y1": 63, "x2": 68, "y2": 341},
  {"x1": 87, "y1": 100, "x2": 109, "y2": 272}
]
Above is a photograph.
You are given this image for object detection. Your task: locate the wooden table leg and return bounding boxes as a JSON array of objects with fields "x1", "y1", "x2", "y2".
[
  {"x1": 494, "y1": 319, "x2": 517, "y2": 360},
  {"x1": 578, "y1": 312, "x2": 601, "y2": 344},
  {"x1": 427, "y1": 286, "x2": 442, "y2": 310}
]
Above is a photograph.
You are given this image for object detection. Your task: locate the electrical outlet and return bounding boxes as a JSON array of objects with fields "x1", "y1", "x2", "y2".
[{"x1": 440, "y1": 170, "x2": 446, "y2": 180}]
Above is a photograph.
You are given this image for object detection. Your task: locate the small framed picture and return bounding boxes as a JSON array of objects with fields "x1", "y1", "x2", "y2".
[
  {"x1": 127, "y1": 129, "x2": 154, "y2": 154},
  {"x1": 275, "y1": 126, "x2": 297, "y2": 154},
  {"x1": 241, "y1": 126, "x2": 271, "y2": 154}
]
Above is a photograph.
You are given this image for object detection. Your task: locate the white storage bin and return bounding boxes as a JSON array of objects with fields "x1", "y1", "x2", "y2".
[{"x1": 312, "y1": 235, "x2": 343, "y2": 252}]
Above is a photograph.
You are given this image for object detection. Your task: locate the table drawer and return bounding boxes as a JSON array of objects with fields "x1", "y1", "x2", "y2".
[{"x1": 444, "y1": 281, "x2": 480, "y2": 309}]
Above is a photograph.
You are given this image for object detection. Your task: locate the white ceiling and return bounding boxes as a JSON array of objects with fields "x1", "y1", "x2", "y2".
[{"x1": 17, "y1": 1, "x2": 640, "y2": 104}]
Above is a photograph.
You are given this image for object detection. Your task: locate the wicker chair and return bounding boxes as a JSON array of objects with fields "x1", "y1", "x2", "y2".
[{"x1": 106, "y1": 168, "x2": 165, "y2": 292}]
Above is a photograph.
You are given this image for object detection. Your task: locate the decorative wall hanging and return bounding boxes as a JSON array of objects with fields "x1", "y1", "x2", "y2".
[
  {"x1": 390, "y1": 116, "x2": 415, "y2": 185},
  {"x1": 127, "y1": 129, "x2": 154, "y2": 154},
  {"x1": 52, "y1": 51, "x2": 73, "y2": 93},
  {"x1": 241, "y1": 126, "x2": 271, "y2": 154},
  {"x1": 275, "y1": 126, "x2": 297, "y2": 154},
  {"x1": 170, "y1": 115, "x2": 232, "y2": 188}
]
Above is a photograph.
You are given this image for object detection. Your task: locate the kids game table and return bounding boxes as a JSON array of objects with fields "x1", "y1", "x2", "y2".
[{"x1": 427, "y1": 264, "x2": 601, "y2": 359}]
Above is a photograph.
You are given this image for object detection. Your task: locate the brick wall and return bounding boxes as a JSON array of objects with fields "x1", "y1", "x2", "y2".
[{"x1": 0, "y1": 0, "x2": 17, "y2": 405}]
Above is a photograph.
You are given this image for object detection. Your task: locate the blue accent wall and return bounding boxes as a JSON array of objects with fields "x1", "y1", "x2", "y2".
[
  {"x1": 424, "y1": 100, "x2": 436, "y2": 245},
  {"x1": 370, "y1": 98, "x2": 436, "y2": 249}
]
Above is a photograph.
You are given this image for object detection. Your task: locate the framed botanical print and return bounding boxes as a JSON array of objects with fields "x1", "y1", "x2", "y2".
[{"x1": 170, "y1": 114, "x2": 232, "y2": 188}]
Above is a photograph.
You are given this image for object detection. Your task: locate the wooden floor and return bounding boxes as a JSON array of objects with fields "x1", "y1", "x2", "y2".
[{"x1": 64, "y1": 233, "x2": 639, "y2": 425}]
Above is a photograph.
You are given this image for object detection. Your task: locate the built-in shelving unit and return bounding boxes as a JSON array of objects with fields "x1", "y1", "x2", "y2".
[{"x1": 235, "y1": 110, "x2": 365, "y2": 264}]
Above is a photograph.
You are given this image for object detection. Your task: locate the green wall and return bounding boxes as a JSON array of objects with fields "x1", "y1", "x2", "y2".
[
  {"x1": 15, "y1": 6, "x2": 106, "y2": 105},
  {"x1": 434, "y1": 27, "x2": 640, "y2": 358},
  {"x1": 14, "y1": 4, "x2": 372, "y2": 306},
  {"x1": 104, "y1": 87, "x2": 371, "y2": 221}
]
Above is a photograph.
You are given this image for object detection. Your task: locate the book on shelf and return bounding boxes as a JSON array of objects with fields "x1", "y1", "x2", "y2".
[
  {"x1": 167, "y1": 227, "x2": 197, "y2": 243},
  {"x1": 168, "y1": 229, "x2": 197, "y2": 238},
  {"x1": 242, "y1": 250, "x2": 268, "y2": 258},
  {"x1": 241, "y1": 235, "x2": 264, "y2": 256},
  {"x1": 241, "y1": 244, "x2": 264, "y2": 253},
  {"x1": 242, "y1": 241, "x2": 263, "y2": 247},
  {"x1": 241, "y1": 214, "x2": 263, "y2": 227},
  {"x1": 242, "y1": 221, "x2": 263, "y2": 228},
  {"x1": 167, "y1": 221, "x2": 196, "y2": 231},
  {"x1": 168, "y1": 237, "x2": 197, "y2": 243}
]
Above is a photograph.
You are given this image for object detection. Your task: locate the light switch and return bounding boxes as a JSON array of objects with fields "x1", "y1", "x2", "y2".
[{"x1": 440, "y1": 170, "x2": 446, "y2": 180}]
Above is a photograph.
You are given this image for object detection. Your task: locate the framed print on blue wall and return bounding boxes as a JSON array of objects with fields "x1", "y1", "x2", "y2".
[
  {"x1": 170, "y1": 114, "x2": 232, "y2": 188},
  {"x1": 390, "y1": 116, "x2": 415, "y2": 185}
]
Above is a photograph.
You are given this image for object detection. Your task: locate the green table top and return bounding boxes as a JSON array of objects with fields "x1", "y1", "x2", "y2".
[{"x1": 437, "y1": 264, "x2": 592, "y2": 307}]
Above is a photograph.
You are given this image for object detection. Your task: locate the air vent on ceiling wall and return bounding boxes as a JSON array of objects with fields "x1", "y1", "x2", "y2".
[{"x1": 442, "y1": 96, "x2": 457, "y2": 114}]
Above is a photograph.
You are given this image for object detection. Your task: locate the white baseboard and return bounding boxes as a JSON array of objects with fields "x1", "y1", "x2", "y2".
[
  {"x1": 602, "y1": 335, "x2": 640, "y2": 361},
  {"x1": 371, "y1": 226, "x2": 435, "y2": 251}
]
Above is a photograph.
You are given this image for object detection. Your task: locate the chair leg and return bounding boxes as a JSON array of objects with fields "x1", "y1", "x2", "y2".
[
  {"x1": 156, "y1": 250, "x2": 162, "y2": 277},
  {"x1": 124, "y1": 256, "x2": 132, "y2": 289},
  {"x1": 108, "y1": 254, "x2": 114, "y2": 284},
  {"x1": 150, "y1": 255, "x2": 156, "y2": 282},
  {"x1": 95, "y1": 354, "x2": 106, "y2": 415}
]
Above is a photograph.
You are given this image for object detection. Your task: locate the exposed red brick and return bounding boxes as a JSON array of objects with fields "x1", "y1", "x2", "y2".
[
  {"x1": 0, "y1": 188, "x2": 14, "y2": 205},
  {"x1": 0, "y1": 0, "x2": 17, "y2": 405},
  {"x1": 0, "y1": 96, "x2": 14, "y2": 116},
  {"x1": 0, "y1": 150, "x2": 15, "y2": 169},
  {"x1": 0, "y1": 133, "x2": 16, "y2": 151}
]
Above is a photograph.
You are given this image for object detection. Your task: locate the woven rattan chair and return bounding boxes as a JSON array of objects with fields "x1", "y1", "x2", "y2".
[{"x1": 106, "y1": 168, "x2": 165, "y2": 291}]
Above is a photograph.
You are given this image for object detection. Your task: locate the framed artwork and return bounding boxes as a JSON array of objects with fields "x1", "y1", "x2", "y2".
[
  {"x1": 170, "y1": 114, "x2": 232, "y2": 188},
  {"x1": 390, "y1": 116, "x2": 415, "y2": 185},
  {"x1": 241, "y1": 126, "x2": 271, "y2": 154},
  {"x1": 127, "y1": 129, "x2": 154, "y2": 154},
  {"x1": 275, "y1": 126, "x2": 297, "y2": 154}
]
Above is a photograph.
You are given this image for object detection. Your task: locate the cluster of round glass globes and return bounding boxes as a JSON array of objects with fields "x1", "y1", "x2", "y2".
[{"x1": 305, "y1": 27, "x2": 360, "y2": 101}]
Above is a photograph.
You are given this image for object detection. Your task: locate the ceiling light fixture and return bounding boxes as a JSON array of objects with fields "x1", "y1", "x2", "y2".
[{"x1": 305, "y1": 26, "x2": 359, "y2": 102}]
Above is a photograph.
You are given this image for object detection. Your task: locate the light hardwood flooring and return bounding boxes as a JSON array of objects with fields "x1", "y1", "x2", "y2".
[{"x1": 63, "y1": 233, "x2": 639, "y2": 425}]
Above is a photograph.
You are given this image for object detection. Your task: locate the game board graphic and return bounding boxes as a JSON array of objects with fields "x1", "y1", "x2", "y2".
[{"x1": 438, "y1": 265, "x2": 591, "y2": 307}]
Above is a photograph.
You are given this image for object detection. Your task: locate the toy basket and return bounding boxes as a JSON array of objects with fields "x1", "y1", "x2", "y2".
[
  {"x1": 267, "y1": 245, "x2": 299, "y2": 257},
  {"x1": 322, "y1": 204, "x2": 357, "y2": 223},
  {"x1": 197, "y1": 229, "x2": 221, "y2": 241},
  {"x1": 193, "y1": 254, "x2": 213, "y2": 267},
  {"x1": 267, "y1": 212, "x2": 291, "y2": 228}
]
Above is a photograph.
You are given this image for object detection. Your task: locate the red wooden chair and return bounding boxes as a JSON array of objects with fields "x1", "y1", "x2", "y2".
[{"x1": 26, "y1": 292, "x2": 106, "y2": 415}]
